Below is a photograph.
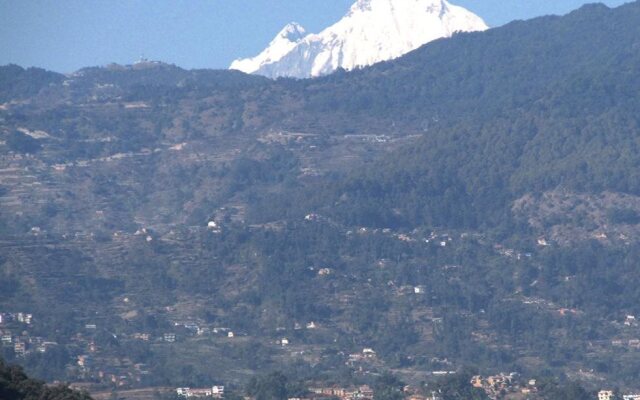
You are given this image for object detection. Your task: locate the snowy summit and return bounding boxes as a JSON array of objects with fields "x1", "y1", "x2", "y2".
[
  {"x1": 229, "y1": 23, "x2": 306, "y2": 75},
  {"x1": 230, "y1": 0, "x2": 488, "y2": 79}
]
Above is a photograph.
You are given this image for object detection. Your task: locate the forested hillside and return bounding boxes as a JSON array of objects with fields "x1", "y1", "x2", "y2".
[
  {"x1": 2, "y1": 1, "x2": 640, "y2": 394},
  {"x1": 273, "y1": 1, "x2": 640, "y2": 230}
]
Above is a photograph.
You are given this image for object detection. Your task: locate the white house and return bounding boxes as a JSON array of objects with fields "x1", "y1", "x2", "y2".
[
  {"x1": 537, "y1": 237, "x2": 550, "y2": 247},
  {"x1": 599, "y1": 391, "x2": 614, "y2": 400},
  {"x1": 363, "y1": 348, "x2": 376, "y2": 358},
  {"x1": 212, "y1": 386, "x2": 225, "y2": 396},
  {"x1": 177, "y1": 386, "x2": 225, "y2": 398}
]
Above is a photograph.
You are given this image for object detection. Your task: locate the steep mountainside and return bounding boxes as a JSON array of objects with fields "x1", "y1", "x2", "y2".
[
  {"x1": 230, "y1": 0, "x2": 488, "y2": 78},
  {"x1": 2, "y1": 0, "x2": 640, "y2": 392}
]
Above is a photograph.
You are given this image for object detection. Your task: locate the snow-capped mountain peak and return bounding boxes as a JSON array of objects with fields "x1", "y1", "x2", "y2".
[
  {"x1": 350, "y1": 0, "x2": 447, "y2": 14},
  {"x1": 278, "y1": 22, "x2": 306, "y2": 41},
  {"x1": 230, "y1": 0, "x2": 488, "y2": 79},
  {"x1": 229, "y1": 22, "x2": 306, "y2": 75}
]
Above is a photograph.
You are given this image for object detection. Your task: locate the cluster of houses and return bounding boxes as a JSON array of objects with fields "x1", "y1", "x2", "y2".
[
  {"x1": 106, "y1": 320, "x2": 249, "y2": 346},
  {"x1": 1, "y1": 333, "x2": 57, "y2": 358},
  {"x1": 73, "y1": 340, "x2": 151, "y2": 388},
  {"x1": 469, "y1": 375, "x2": 640, "y2": 400},
  {"x1": 127, "y1": 317, "x2": 313, "y2": 347},
  {"x1": 172, "y1": 384, "x2": 439, "y2": 400},
  {"x1": 0, "y1": 312, "x2": 33, "y2": 325},
  {"x1": 176, "y1": 386, "x2": 225, "y2": 398},
  {"x1": 0, "y1": 312, "x2": 61, "y2": 358},
  {"x1": 598, "y1": 390, "x2": 640, "y2": 400},
  {"x1": 347, "y1": 348, "x2": 378, "y2": 365},
  {"x1": 346, "y1": 227, "x2": 455, "y2": 249},
  {"x1": 93, "y1": 361, "x2": 150, "y2": 388},
  {"x1": 308, "y1": 385, "x2": 374, "y2": 400},
  {"x1": 167, "y1": 381, "x2": 640, "y2": 400},
  {"x1": 7, "y1": 308, "x2": 640, "y2": 398},
  {"x1": 43, "y1": 323, "x2": 154, "y2": 387},
  {"x1": 471, "y1": 373, "x2": 537, "y2": 398},
  {"x1": 160, "y1": 323, "x2": 250, "y2": 343}
]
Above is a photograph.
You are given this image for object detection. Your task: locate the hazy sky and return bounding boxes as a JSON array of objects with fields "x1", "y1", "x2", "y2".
[{"x1": 0, "y1": 0, "x2": 630, "y2": 73}]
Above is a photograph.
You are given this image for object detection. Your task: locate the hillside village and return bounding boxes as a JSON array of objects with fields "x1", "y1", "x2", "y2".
[
  {"x1": 3, "y1": 167, "x2": 640, "y2": 392},
  {"x1": 4, "y1": 123, "x2": 640, "y2": 393},
  {"x1": 4, "y1": 1, "x2": 640, "y2": 397},
  {"x1": 95, "y1": 379, "x2": 640, "y2": 400},
  {"x1": 4, "y1": 274, "x2": 640, "y2": 399}
]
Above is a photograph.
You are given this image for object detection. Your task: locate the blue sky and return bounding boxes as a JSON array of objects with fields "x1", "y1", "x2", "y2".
[{"x1": 0, "y1": 0, "x2": 630, "y2": 73}]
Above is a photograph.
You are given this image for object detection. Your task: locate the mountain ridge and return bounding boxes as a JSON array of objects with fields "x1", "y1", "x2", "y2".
[
  {"x1": 230, "y1": 0, "x2": 488, "y2": 78},
  {"x1": 3, "y1": 1, "x2": 640, "y2": 389}
]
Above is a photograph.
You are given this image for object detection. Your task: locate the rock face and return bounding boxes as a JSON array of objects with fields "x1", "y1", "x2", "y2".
[{"x1": 230, "y1": 0, "x2": 488, "y2": 79}]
